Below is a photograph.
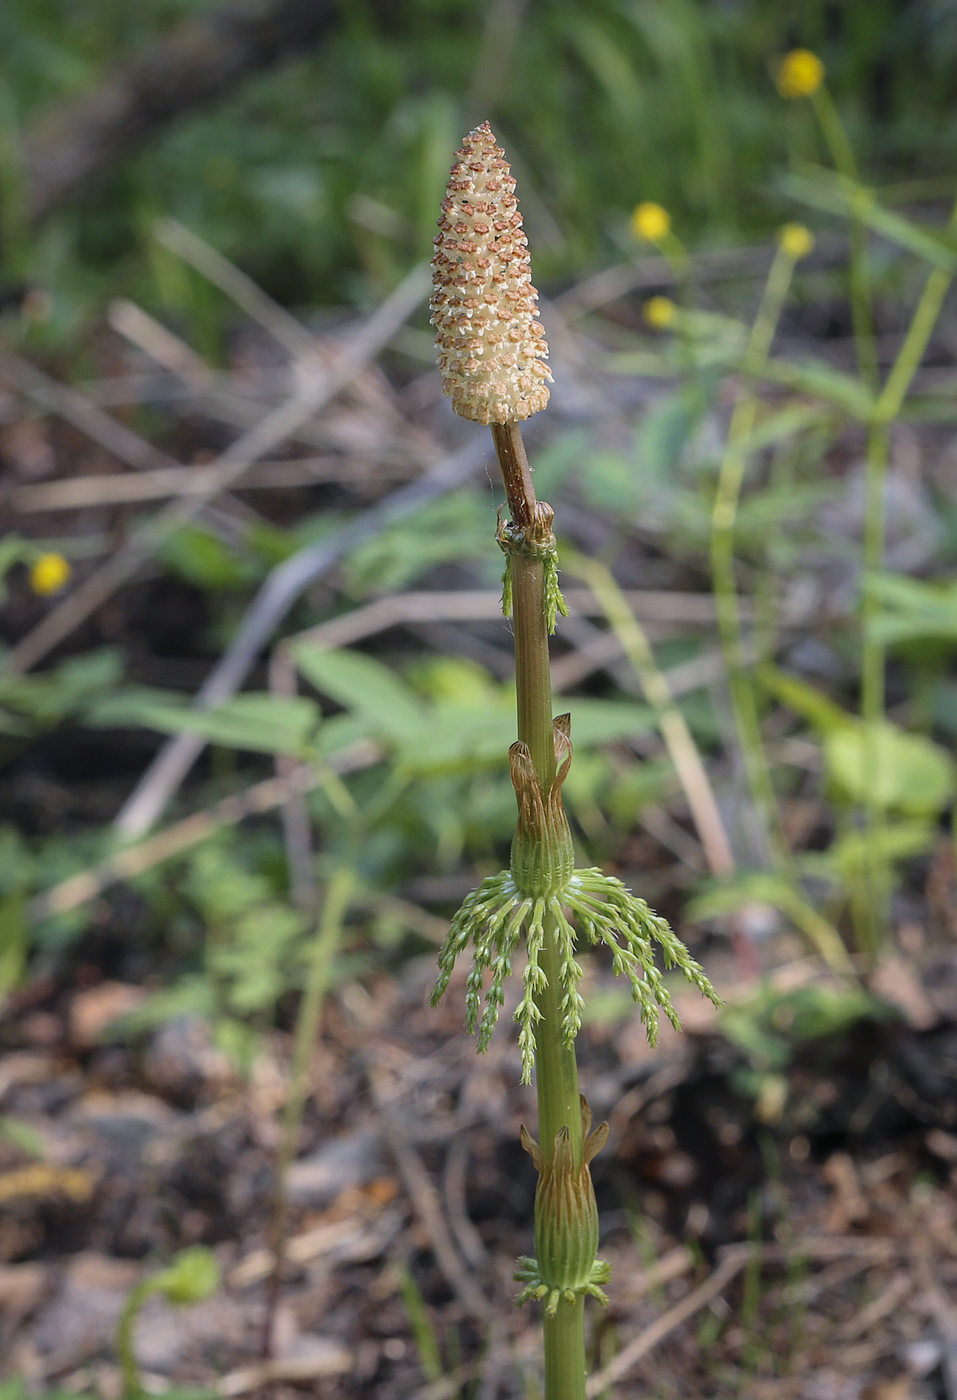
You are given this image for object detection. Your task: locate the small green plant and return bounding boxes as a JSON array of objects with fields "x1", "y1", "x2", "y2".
[
  {"x1": 115, "y1": 1246, "x2": 219, "y2": 1400},
  {"x1": 427, "y1": 122, "x2": 718, "y2": 1400}
]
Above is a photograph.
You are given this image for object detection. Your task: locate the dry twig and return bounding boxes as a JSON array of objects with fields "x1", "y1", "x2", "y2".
[
  {"x1": 586, "y1": 1249, "x2": 750, "y2": 1395},
  {"x1": 364, "y1": 1061, "x2": 492, "y2": 1322},
  {"x1": 26, "y1": 742, "x2": 380, "y2": 924},
  {"x1": 112, "y1": 431, "x2": 482, "y2": 840},
  {"x1": 586, "y1": 1235, "x2": 907, "y2": 1395},
  {"x1": 0, "y1": 347, "x2": 176, "y2": 474},
  {"x1": 8, "y1": 456, "x2": 412, "y2": 512},
  {"x1": 4, "y1": 261, "x2": 430, "y2": 680}
]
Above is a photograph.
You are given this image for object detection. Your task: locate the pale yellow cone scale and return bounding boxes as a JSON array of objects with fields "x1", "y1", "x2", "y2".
[{"x1": 430, "y1": 122, "x2": 551, "y2": 424}]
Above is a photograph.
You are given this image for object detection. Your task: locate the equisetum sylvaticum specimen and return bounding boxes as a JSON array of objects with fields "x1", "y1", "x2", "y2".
[{"x1": 429, "y1": 123, "x2": 719, "y2": 1400}]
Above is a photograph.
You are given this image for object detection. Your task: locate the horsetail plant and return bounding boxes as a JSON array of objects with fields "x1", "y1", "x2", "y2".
[{"x1": 428, "y1": 123, "x2": 719, "y2": 1400}]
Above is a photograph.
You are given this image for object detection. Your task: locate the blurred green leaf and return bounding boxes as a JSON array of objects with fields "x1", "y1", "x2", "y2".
[
  {"x1": 344, "y1": 491, "x2": 489, "y2": 595},
  {"x1": 160, "y1": 525, "x2": 254, "y2": 590},
  {"x1": 801, "y1": 820, "x2": 937, "y2": 881},
  {"x1": 636, "y1": 389, "x2": 701, "y2": 480},
  {"x1": 782, "y1": 168, "x2": 957, "y2": 274},
  {"x1": 153, "y1": 1246, "x2": 220, "y2": 1306},
  {"x1": 721, "y1": 980, "x2": 884, "y2": 1079},
  {"x1": 106, "y1": 692, "x2": 321, "y2": 756},
  {"x1": 580, "y1": 448, "x2": 643, "y2": 515},
  {"x1": 689, "y1": 869, "x2": 851, "y2": 970},
  {"x1": 293, "y1": 644, "x2": 425, "y2": 740},
  {"x1": 734, "y1": 479, "x2": 837, "y2": 541},
  {"x1": 0, "y1": 893, "x2": 26, "y2": 1000},
  {"x1": 0, "y1": 535, "x2": 31, "y2": 602},
  {"x1": 865, "y1": 571, "x2": 957, "y2": 645},
  {"x1": 82, "y1": 685, "x2": 190, "y2": 728},
  {"x1": 0, "y1": 649, "x2": 125, "y2": 730},
  {"x1": 406, "y1": 656, "x2": 501, "y2": 706},
  {"x1": 0, "y1": 1115, "x2": 47, "y2": 1158},
  {"x1": 762, "y1": 665, "x2": 954, "y2": 814},
  {"x1": 824, "y1": 723, "x2": 954, "y2": 814},
  {"x1": 759, "y1": 665, "x2": 851, "y2": 735},
  {"x1": 752, "y1": 355, "x2": 876, "y2": 420}
]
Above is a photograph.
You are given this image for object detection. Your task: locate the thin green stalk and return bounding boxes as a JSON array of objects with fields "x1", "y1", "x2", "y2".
[
  {"x1": 509, "y1": 512, "x2": 582, "y2": 1160},
  {"x1": 809, "y1": 79, "x2": 955, "y2": 949},
  {"x1": 0, "y1": 91, "x2": 29, "y2": 283},
  {"x1": 858, "y1": 193, "x2": 957, "y2": 950},
  {"x1": 710, "y1": 240, "x2": 802, "y2": 872},
  {"x1": 537, "y1": 909, "x2": 587, "y2": 1400},
  {"x1": 512, "y1": 551, "x2": 559, "y2": 793},
  {"x1": 857, "y1": 420, "x2": 888, "y2": 954},
  {"x1": 565, "y1": 551, "x2": 734, "y2": 879},
  {"x1": 543, "y1": 1295, "x2": 587, "y2": 1400},
  {"x1": 774, "y1": 884, "x2": 854, "y2": 974},
  {"x1": 494, "y1": 425, "x2": 587, "y2": 1400},
  {"x1": 117, "y1": 1250, "x2": 219, "y2": 1400},
  {"x1": 811, "y1": 86, "x2": 878, "y2": 391},
  {"x1": 661, "y1": 232, "x2": 693, "y2": 309},
  {"x1": 863, "y1": 191, "x2": 957, "y2": 702},
  {"x1": 533, "y1": 906, "x2": 583, "y2": 1167},
  {"x1": 262, "y1": 864, "x2": 354, "y2": 1355},
  {"x1": 496, "y1": 429, "x2": 579, "y2": 1153},
  {"x1": 283, "y1": 865, "x2": 354, "y2": 1160},
  {"x1": 117, "y1": 1280, "x2": 151, "y2": 1400}
]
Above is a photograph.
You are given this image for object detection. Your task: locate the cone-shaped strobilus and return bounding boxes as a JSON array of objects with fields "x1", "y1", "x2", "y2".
[{"x1": 429, "y1": 122, "x2": 719, "y2": 1400}]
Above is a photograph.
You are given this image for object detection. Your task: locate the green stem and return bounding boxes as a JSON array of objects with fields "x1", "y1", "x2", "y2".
[
  {"x1": 262, "y1": 865, "x2": 354, "y2": 1354},
  {"x1": 512, "y1": 553, "x2": 557, "y2": 791},
  {"x1": 710, "y1": 242, "x2": 800, "y2": 872},
  {"x1": 566, "y1": 552, "x2": 734, "y2": 879},
  {"x1": 535, "y1": 908, "x2": 585, "y2": 1400},
  {"x1": 863, "y1": 190, "x2": 957, "y2": 680},
  {"x1": 493, "y1": 424, "x2": 587, "y2": 1400},
  {"x1": 510, "y1": 534, "x2": 581, "y2": 1155},
  {"x1": 660, "y1": 231, "x2": 693, "y2": 308},
  {"x1": 117, "y1": 1281, "x2": 153, "y2": 1400},
  {"x1": 811, "y1": 86, "x2": 878, "y2": 391},
  {"x1": 857, "y1": 193, "x2": 957, "y2": 951},
  {"x1": 0, "y1": 93, "x2": 29, "y2": 282},
  {"x1": 860, "y1": 420, "x2": 889, "y2": 729},
  {"x1": 811, "y1": 79, "x2": 881, "y2": 952},
  {"x1": 534, "y1": 909, "x2": 583, "y2": 1163},
  {"x1": 543, "y1": 1296, "x2": 587, "y2": 1400}
]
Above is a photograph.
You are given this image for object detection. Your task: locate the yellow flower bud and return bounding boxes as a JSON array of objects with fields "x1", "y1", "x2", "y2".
[
  {"x1": 779, "y1": 223, "x2": 815, "y2": 260},
  {"x1": 644, "y1": 296, "x2": 676, "y2": 330},
  {"x1": 30, "y1": 552, "x2": 71, "y2": 596},
  {"x1": 630, "y1": 201, "x2": 671, "y2": 243},
  {"x1": 430, "y1": 122, "x2": 551, "y2": 425},
  {"x1": 776, "y1": 49, "x2": 825, "y2": 99}
]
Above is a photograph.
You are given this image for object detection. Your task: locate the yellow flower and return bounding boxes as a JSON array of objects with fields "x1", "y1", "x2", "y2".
[
  {"x1": 644, "y1": 296, "x2": 676, "y2": 330},
  {"x1": 779, "y1": 223, "x2": 815, "y2": 259},
  {"x1": 30, "y1": 552, "x2": 71, "y2": 596},
  {"x1": 630, "y1": 201, "x2": 671, "y2": 243},
  {"x1": 776, "y1": 49, "x2": 825, "y2": 99}
]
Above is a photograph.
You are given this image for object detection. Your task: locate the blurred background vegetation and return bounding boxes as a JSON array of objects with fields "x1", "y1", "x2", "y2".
[
  {"x1": 6, "y1": 4, "x2": 957, "y2": 1395},
  {"x1": 4, "y1": 0, "x2": 957, "y2": 345}
]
